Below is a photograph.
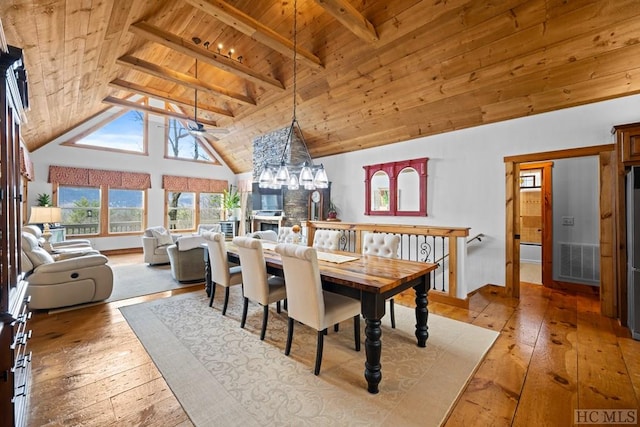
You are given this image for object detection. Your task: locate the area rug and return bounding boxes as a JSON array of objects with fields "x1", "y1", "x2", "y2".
[
  {"x1": 48, "y1": 263, "x2": 203, "y2": 314},
  {"x1": 121, "y1": 288, "x2": 498, "y2": 426},
  {"x1": 107, "y1": 263, "x2": 202, "y2": 302}
]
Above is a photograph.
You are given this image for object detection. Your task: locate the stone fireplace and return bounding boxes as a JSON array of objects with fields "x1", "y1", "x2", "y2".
[{"x1": 251, "y1": 127, "x2": 329, "y2": 231}]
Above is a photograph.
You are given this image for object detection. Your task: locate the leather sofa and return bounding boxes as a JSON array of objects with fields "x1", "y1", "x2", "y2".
[{"x1": 21, "y1": 232, "x2": 113, "y2": 309}]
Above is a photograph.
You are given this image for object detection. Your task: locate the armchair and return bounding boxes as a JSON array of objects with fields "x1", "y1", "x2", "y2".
[
  {"x1": 21, "y1": 232, "x2": 113, "y2": 309},
  {"x1": 143, "y1": 226, "x2": 179, "y2": 265},
  {"x1": 167, "y1": 235, "x2": 207, "y2": 283}
]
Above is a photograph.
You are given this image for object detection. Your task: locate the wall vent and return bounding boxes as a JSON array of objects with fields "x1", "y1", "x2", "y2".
[{"x1": 558, "y1": 242, "x2": 600, "y2": 285}]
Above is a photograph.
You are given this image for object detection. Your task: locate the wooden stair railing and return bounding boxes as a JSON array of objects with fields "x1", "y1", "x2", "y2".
[{"x1": 306, "y1": 221, "x2": 471, "y2": 308}]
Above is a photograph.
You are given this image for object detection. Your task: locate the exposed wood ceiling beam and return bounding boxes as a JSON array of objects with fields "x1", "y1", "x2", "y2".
[
  {"x1": 314, "y1": 0, "x2": 378, "y2": 42},
  {"x1": 184, "y1": 0, "x2": 323, "y2": 70},
  {"x1": 129, "y1": 21, "x2": 285, "y2": 91},
  {"x1": 102, "y1": 96, "x2": 221, "y2": 127},
  {"x1": 108, "y1": 78, "x2": 234, "y2": 118},
  {"x1": 116, "y1": 55, "x2": 256, "y2": 106}
]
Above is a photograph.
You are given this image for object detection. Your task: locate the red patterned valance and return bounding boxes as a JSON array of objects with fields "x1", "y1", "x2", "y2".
[
  {"x1": 49, "y1": 166, "x2": 151, "y2": 189},
  {"x1": 163, "y1": 175, "x2": 227, "y2": 193},
  {"x1": 19, "y1": 145, "x2": 34, "y2": 181}
]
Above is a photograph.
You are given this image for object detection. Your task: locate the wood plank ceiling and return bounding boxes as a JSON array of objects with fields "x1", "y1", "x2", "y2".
[{"x1": 2, "y1": 0, "x2": 640, "y2": 173}]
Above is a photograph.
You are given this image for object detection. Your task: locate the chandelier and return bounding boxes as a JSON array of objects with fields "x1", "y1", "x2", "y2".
[{"x1": 258, "y1": 0, "x2": 328, "y2": 190}]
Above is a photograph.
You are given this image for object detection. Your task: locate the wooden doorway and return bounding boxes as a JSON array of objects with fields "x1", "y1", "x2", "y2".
[
  {"x1": 519, "y1": 162, "x2": 552, "y2": 286},
  {"x1": 504, "y1": 145, "x2": 617, "y2": 317}
]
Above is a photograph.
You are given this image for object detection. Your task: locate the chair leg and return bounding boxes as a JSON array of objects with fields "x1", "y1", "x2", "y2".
[
  {"x1": 222, "y1": 287, "x2": 230, "y2": 315},
  {"x1": 389, "y1": 298, "x2": 396, "y2": 329},
  {"x1": 276, "y1": 300, "x2": 281, "y2": 313},
  {"x1": 285, "y1": 318, "x2": 294, "y2": 356},
  {"x1": 283, "y1": 299, "x2": 287, "y2": 311},
  {"x1": 208, "y1": 283, "x2": 216, "y2": 307},
  {"x1": 334, "y1": 323, "x2": 339, "y2": 332},
  {"x1": 240, "y1": 297, "x2": 249, "y2": 328},
  {"x1": 354, "y1": 315, "x2": 361, "y2": 351},
  {"x1": 314, "y1": 330, "x2": 325, "y2": 375},
  {"x1": 260, "y1": 305, "x2": 269, "y2": 341}
]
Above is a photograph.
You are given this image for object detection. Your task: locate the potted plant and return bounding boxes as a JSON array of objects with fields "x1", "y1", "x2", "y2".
[
  {"x1": 223, "y1": 187, "x2": 241, "y2": 220},
  {"x1": 36, "y1": 193, "x2": 51, "y2": 207}
]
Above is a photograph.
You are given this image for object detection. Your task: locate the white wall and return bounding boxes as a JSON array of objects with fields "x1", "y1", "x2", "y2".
[
  {"x1": 27, "y1": 109, "x2": 236, "y2": 251},
  {"x1": 552, "y1": 156, "x2": 600, "y2": 285},
  {"x1": 317, "y1": 94, "x2": 640, "y2": 293}
]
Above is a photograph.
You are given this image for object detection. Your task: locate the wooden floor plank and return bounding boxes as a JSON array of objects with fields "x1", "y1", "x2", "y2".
[
  {"x1": 511, "y1": 291, "x2": 579, "y2": 427},
  {"x1": 576, "y1": 293, "x2": 639, "y2": 410},
  {"x1": 24, "y1": 255, "x2": 640, "y2": 427}
]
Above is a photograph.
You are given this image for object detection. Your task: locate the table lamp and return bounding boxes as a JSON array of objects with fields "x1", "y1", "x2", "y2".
[{"x1": 29, "y1": 206, "x2": 62, "y2": 252}]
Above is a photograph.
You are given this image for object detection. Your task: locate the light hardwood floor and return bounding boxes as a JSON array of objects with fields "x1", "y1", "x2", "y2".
[{"x1": 24, "y1": 255, "x2": 640, "y2": 426}]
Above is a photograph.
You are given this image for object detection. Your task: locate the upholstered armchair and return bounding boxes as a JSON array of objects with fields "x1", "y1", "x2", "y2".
[
  {"x1": 21, "y1": 232, "x2": 113, "y2": 310},
  {"x1": 167, "y1": 235, "x2": 207, "y2": 283},
  {"x1": 142, "y1": 226, "x2": 179, "y2": 265}
]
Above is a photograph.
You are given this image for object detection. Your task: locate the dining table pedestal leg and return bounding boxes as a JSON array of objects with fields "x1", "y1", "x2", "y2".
[
  {"x1": 364, "y1": 318, "x2": 382, "y2": 394},
  {"x1": 413, "y1": 276, "x2": 429, "y2": 347}
]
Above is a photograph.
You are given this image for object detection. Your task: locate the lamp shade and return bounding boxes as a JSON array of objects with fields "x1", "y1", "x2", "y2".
[{"x1": 29, "y1": 206, "x2": 62, "y2": 224}]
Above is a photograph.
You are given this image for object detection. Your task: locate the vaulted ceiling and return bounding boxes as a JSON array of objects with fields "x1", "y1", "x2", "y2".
[{"x1": 2, "y1": 0, "x2": 640, "y2": 173}]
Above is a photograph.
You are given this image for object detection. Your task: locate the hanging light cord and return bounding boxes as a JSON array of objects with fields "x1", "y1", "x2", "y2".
[{"x1": 280, "y1": 0, "x2": 310, "y2": 165}]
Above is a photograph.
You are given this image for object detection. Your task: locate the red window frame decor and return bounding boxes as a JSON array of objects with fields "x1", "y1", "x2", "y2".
[{"x1": 363, "y1": 157, "x2": 428, "y2": 216}]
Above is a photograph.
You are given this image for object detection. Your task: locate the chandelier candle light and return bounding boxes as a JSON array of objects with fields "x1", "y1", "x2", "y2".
[{"x1": 258, "y1": 0, "x2": 328, "y2": 191}]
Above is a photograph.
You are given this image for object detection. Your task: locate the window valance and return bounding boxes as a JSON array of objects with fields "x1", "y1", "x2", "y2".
[
  {"x1": 20, "y1": 145, "x2": 34, "y2": 181},
  {"x1": 48, "y1": 166, "x2": 151, "y2": 189},
  {"x1": 162, "y1": 175, "x2": 227, "y2": 192}
]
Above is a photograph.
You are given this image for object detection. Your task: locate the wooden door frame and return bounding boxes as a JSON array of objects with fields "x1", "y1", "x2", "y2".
[
  {"x1": 519, "y1": 162, "x2": 553, "y2": 286},
  {"x1": 504, "y1": 144, "x2": 617, "y2": 317}
]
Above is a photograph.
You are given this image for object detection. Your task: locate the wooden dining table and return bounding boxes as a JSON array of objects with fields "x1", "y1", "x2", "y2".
[{"x1": 203, "y1": 242, "x2": 438, "y2": 394}]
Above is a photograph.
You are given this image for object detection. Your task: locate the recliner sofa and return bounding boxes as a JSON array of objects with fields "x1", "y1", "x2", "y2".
[{"x1": 21, "y1": 232, "x2": 113, "y2": 309}]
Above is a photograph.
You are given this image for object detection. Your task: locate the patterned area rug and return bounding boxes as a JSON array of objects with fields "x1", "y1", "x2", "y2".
[
  {"x1": 121, "y1": 288, "x2": 498, "y2": 427},
  {"x1": 48, "y1": 263, "x2": 202, "y2": 314}
]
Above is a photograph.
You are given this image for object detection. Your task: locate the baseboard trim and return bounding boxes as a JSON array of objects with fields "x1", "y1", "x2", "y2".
[
  {"x1": 101, "y1": 247, "x2": 143, "y2": 256},
  {"x1": 429, "y1": 290, "x2": 469, "y2": 309}
]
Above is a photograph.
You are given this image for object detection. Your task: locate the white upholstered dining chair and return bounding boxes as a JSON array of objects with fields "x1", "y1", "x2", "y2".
[
  {"x1": 362, "y1": 232, "x2": 401, "y2": 328},
  {"x1": 275, "y1": 243, "x2": 360, "y2": 375},
  {"x1": 232, "y1": 237, "x2": 286, "y2": 340},
  {"x1": 203, "y1": 232, "x2": 243, "y2": 315},
  {"x1": 312, "y1": 229, "x2": 341, "y2": 250},
  {"x1": 277, "y1": 226, "x2": 292, "y2": 243}
]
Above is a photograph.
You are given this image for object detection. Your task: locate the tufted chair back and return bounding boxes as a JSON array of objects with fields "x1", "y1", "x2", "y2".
[
  {"x1": 247, "y1": 230, "x2": 278, "y2": 242},
  {"x1": 197, "y1": 223, "x2": 222, "y2": 235},
  {"x1": 362, "y1": 233, "x2": 400, "y2": 259},
  {"x1": 277, "y1": 226, "x2": 292, "y2": 243},
  {"x1": 312, "y1": 230, "x2": 341, "y2": 250}
]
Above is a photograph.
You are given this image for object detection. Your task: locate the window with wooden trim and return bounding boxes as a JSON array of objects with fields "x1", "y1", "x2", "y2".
[
  {"x1": 165, "y1": 117, "x2": 216, "y2": 163},
  {"x1": 162, "y1": 175, "x2": 228, "y2": 231},
  {"x1": 50, "y1": 166, "x2": 151, "y2": 237},
  {"x1": 62, "y1": 108, "x2": 148, "y2": 154},
  {"x1": 166, "y1": 190, "x2": 224, "y2": 231},
  {"x1": 57, "y1": 185, "x2": 146, "y2": 236}
]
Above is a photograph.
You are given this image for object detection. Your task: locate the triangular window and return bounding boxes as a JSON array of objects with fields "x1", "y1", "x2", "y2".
[
  {"x1": 63, "y1": 109, "x2": 146, "y2": 154},
  {"x1": 165, "y1": 118, "x2": 218, "y2": 164}
]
